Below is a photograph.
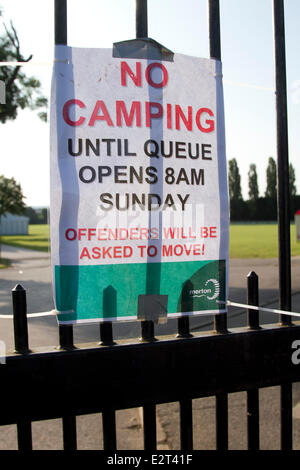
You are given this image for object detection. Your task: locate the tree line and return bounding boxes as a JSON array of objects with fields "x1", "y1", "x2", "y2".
[
  {"x1": 228, "y1": 157, "x2": 298, "y2": 221},
  {"x1": 1, "y1": 157, "x2": 298, "y2": 225}
]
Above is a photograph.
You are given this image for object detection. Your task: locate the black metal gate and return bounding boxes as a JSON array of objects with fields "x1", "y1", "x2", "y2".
[{"x1": 1, "y1": 0, "x2": 299, "y2": 452}]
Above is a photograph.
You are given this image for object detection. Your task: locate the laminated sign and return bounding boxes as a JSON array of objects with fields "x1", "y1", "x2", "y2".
[{"x1": 50, "y1": 44, "x2": 229, "y2": 324}]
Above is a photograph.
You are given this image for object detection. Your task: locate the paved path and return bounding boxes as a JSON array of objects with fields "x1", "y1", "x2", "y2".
[{"x1": 1, "y1": 244, "x2": 300, "y2": 450}]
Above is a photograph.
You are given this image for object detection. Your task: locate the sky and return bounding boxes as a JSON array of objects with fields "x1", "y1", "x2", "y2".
[{"x1": 1, "y1": 0, "x2": 300, "y2": 207}]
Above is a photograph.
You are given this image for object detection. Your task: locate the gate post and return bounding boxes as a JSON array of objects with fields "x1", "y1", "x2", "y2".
[
  {"x1": 273, "y1": 0, "x2": 292, "y2": 325},
  {"x1": 12, "y1": 284, "x2": 32, "y2": 450},
  {"x1": 12, "y1": 284, "x2": 30, "y2": 354},
  {"x1": 136, "y1": 0, "x2": 148, "y2": 38},
  {"x1": 247, "y1": 271, "x2": 260, "y2": 329},
  {"x1": 208, "y1": 0, "x2": 228, "y2": 335},
  {"x1": 273, "y1": 0, "x2": 293, "y2": 451},
  {"x1": 54, "y1": 0, "x2": 77, "y2": 451},
  {"x1": 247, "y1": 272, "x2": 260, "y2": 450}
]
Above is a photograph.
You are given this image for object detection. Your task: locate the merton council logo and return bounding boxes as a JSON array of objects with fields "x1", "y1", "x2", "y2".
[{"x1": 189, "y1": 279, "x2": 220, "y2": 301}]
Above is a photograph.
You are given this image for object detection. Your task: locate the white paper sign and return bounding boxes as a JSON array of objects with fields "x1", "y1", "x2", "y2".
[{"x1": 50, "y1": 45, "x2": 229, "y2": 324}]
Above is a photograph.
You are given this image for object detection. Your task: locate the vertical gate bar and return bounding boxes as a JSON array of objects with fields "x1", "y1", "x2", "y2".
[
  {"x1": 102, "y1": 409, "x2": 117, "y2": 450},
  {"x1": 54, "y1": 0, "x2": 74, "y2": 352},
  {"x1": 209, "y1": 1, "x2": 229, "y2": 447},
  {"x1": 143, "y1": 404, "x2": 157, "y2": 451},
  {"x1": 208, "y1": 0, "x2": 221, "y2": 60},
  {"x1": 179, "y1": 399, "x2": 193, "y2": 450},
  {"x1": 208, "y1": 0, "x2": 227, "y2": 334},
  {"x1": 177, "y1": 317, "x2": 193, "y2": 449},
  {"x1": 135, "y1": 0, "x2": 155, "y2": 342},
  {"x1": 12, "y1": 284, "x2": 30, "y2": 354},
  {"x1": 216, "y1": 393, "x2": 228, "y2": 451},
  {"x1": 273, "y1": 0, "x2": 293, "y2": 450},
  {"x1": 247, "y1": 272, "x2": 260, "y2": 329},
  {"x1": 281, "y1": 383, "x2": 293, "y2": 450},
  {"x1": 247, "y1": 390, "x2": 260, "y2": 450},
  {"x1": 100, "y1": 322, "x2": 115, "y2": 346},
  {"x1": 12, "y1": 285, "x2": 33, "y2": 450},
  {"x1": 62, "y1": 416, "x2": 77, "y2": 451},
  {"x1": 54, "y1": 0, "x2": 77, "y2": 450},
  {"x1": 54, "y1": 0, "x2": 74, "y2": 353},
  {"x1": 58, "y1": 302, "x2": 76, "y2": 446},
  {"x1": 177, "y1": 316, "x2": 193, "y2": 338},
  {"x1": 101, "y1": 288, "x2": 116, "y2": 345},
  {"x1": 273, "y1": 0, "x2": 292, "y2": 324},
  {"x1": 55, "y1": 0, "x2": 67, "y2": 44},
  {"x1": 136, "y1": 0, "x2": 148, "y2": 38},
  {"x1": 246, "y1": 272, "x2": 260, "y2": 449},
  {"x1": 59, "y1": 325, "x2": 75, "y2": 350},
  {"x1": 141, "y1": 320, "x2": 156, "y2": 342},
  {"x1": 17, "y1": 422, "x2": 33, "y2": 451}
]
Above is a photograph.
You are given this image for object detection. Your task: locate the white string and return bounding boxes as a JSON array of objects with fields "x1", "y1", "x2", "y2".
[
  {"x1": 0, "y1": 309, "x2": 73, "y2": 319},
  {"x1": 0, "y1": 302, "x2": 300, "y2": 319},
  {"x1": 0, "y1": 311, "x2": 54, "y2": 319},
  {"x1": 226, "y1": 300, "x2": 300, "y2": 318}
]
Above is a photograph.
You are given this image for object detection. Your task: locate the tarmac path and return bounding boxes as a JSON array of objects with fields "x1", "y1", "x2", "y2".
[{"x1": 1, "y1": 244, "x2": 300, "y2": 450}]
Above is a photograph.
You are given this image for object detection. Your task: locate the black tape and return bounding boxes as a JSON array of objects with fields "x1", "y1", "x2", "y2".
[
  {"x1": 137, "y1": 294, "x2": 168, "y2": 324},
  {"x1": 113, "y1": 38, "x2": 174, "y2": 62}
]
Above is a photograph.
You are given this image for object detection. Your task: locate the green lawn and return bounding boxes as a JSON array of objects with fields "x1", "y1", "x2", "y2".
[
  {"x1": 1, "y1": 223, "x2": 300, "y2": 259},
  {"x1": 1, "y1": 224, "x2": 50, "y2": 253},
  {"x1": 230, "y1": 223, "x2": 300, "y2": 258}
]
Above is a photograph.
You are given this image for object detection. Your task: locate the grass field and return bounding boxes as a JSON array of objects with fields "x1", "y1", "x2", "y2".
[
  {"x1": 1, "y1": 224, "x2": 50, "y2": 253},
  {"x1": 230, "y1": 223, "x2": 300, "y2": 258},
  {"x1": 1, "y1": 223, "x2": 300, "y2": 259}
]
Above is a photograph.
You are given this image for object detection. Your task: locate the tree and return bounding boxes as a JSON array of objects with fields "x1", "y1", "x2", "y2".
[
  {"x1": 289, "y1": 163, "x2": 297, "y2": 198},
  {"x1": 0, "y1": 174, "x2": 25, "y2": 217},
  {"x1": 248, "y1": 163, "x2": 259, "y2": 201},
  {"x1": 265, "y1": 157, "x2": 277, "y2": 199},
  {"x1": 228, "y1": 158, "x2": 243, "y2": 201},
  {"x1": 0, "y1": 174, "x2": 26, "y2": 256},
  {"x1": 0, "y1": 8, "x2": 47, "y2": 122},
  {"x1": 24, "y1": 206, "x2": 48, "y2": 224}
]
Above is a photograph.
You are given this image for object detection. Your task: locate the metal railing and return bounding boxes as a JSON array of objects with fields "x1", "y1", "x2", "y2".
[
  {"x1": 0, "y1": 0, "x2": 298, "y2": 452},
  {"x1": 0, "y1": 273, "x2": 299, "y2": 451}
]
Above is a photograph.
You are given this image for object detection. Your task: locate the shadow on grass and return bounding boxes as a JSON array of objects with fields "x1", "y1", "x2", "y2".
[
  {"x1": 0, "y1": 258, "x2": 12, "y2": 269},
  {"x1": 0, "y1": 237, "x2": 49, "y2": 252},
  {"x1": 1, "y1": 241, "x2": 49, "y2": 252},
  {"x1": 0, "y1": 225, "x2": 50, "y2": 253}
]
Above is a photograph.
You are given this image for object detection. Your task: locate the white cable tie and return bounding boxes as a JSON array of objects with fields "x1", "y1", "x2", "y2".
[{"x1": 53, "y1": 309, "x2": 74, "y2": 315}]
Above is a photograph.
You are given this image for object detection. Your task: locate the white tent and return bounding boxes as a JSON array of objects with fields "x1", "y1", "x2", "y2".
[{"x1": 0, "y1": 213, "x2": 29, "y2": 235}]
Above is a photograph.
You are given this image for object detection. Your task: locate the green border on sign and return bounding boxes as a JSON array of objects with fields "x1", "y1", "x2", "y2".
[{"x1": 55, "y1": 259, "x2": 226, "y2": 323}]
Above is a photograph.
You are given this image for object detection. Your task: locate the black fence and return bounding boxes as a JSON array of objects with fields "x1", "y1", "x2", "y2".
[
  {"x1": 0, "y1": 0, "x2": 299, "y2": 453},
  {"x1": 0, "y1": 273, "x2": 300, "y2": 451}
]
